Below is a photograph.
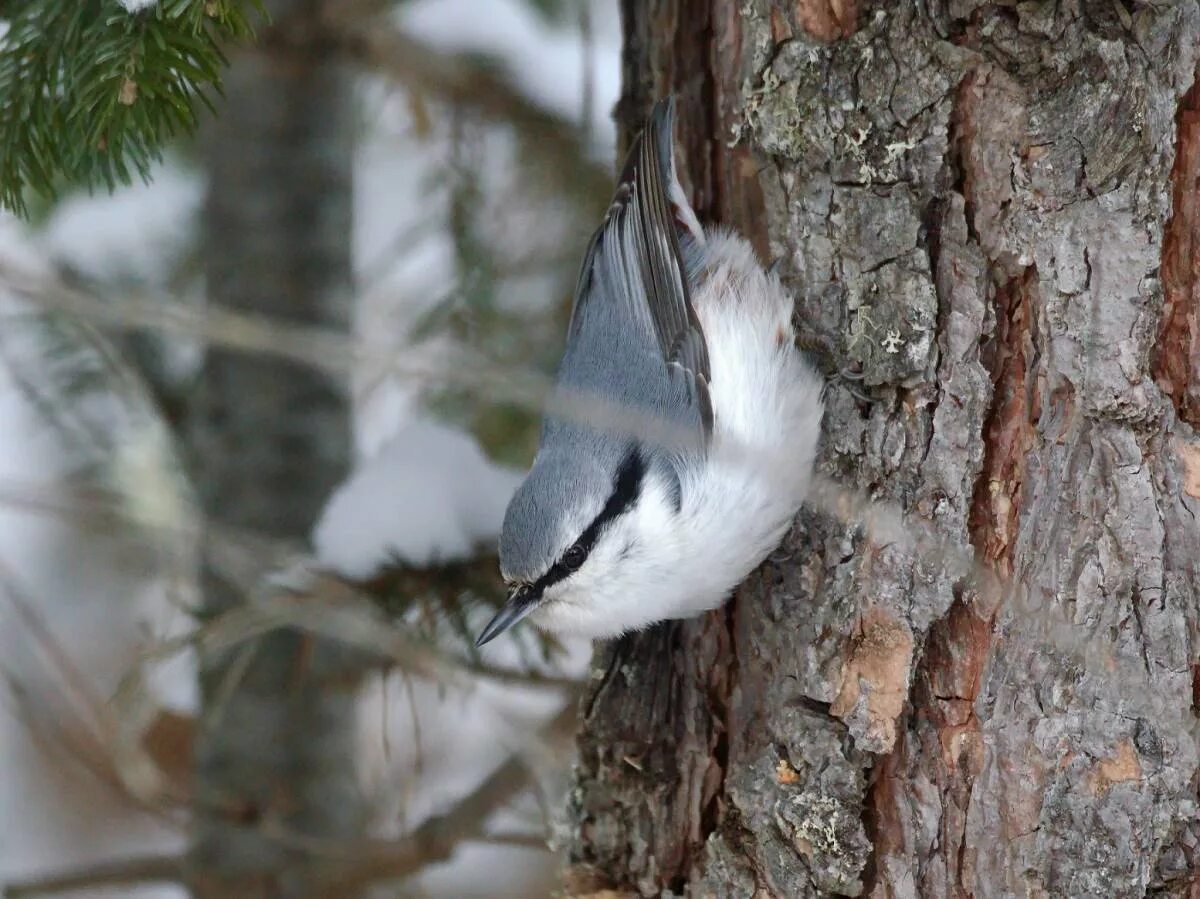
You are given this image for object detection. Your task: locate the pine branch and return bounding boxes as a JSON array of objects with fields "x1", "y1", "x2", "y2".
[
  {"x1": 0, "y1": 0, "x2": 266, "y2": 215},
  {"x1": 188, "y1": 537, "x2": 579, "y2": 688}
]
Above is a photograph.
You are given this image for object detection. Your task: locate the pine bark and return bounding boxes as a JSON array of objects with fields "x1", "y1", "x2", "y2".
[
  {"x1": 186, "y1": 2, "x2": 362, "y2": 895},
  {"x1": 567, "y1": 2, "x2": 1200, "y2": 896}
]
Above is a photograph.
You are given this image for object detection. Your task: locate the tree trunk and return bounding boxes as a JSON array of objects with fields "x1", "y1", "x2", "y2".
[
  {"x1": 567, "y1": 2, "x2": 1200, "y2": 896},
  {"x1": 186, "y1": 2, "x2": 362, "y2": 894}
]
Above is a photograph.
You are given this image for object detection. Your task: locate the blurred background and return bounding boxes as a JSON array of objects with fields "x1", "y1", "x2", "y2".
[{"x1": 0, "y1": 1, "x2": 621, "y2": 895}]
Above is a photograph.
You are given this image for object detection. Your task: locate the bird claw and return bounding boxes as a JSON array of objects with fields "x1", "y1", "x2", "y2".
[
  {"x1": 826, "y1": 370, "x2": 873, "y2": 404},
  {"x1": 795, "y1": 329, "x2": 872, "y2": 403}
]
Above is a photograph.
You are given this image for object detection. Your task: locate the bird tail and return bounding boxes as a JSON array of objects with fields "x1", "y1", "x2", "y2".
[{"x1": 645, "y1": 97, "x2": 706, "y2": 264}]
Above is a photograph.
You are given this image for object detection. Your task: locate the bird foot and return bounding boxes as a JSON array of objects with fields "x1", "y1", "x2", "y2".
[
  {"x1": 824, "y1": 368, "x2": 872, "y2": 403},
  {"x1": 795, "y1": 329, "x2": 872, "y2": 403}
]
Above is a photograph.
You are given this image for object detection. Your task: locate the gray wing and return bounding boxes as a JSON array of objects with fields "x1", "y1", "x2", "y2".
[{"x1": 568, "y1": 97, "x2": 713, "y2": 442}]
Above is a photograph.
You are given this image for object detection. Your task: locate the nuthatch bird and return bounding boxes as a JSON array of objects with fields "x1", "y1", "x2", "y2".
[{"x1": 477, "y1": 98, "x2": 824, "y2": 645}]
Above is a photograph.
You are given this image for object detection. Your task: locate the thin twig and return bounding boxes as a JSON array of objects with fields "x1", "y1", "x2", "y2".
[
  {"x1": 399, "y1": 670, "x2": 422, "y2": 791},
  {"x1": 579, "y1": 0, "x2": 595, "y2": 146},
  {"x1": 468, "y1": 831, "x2": 550, "y2": 850},
  {"x1": 3, "y1": 854, "x2": 184, "y2": 898},
  {"x1": 0, "y1": 666, "x2": 128, "y2": 803},
  {"x1": 0, "y1": 560, "x2": 109, "y2": 740},
  {"x1": 457, "y1": 659, "x2": 582, "y2": 690},
  {"x1": 202, "y1": 640, "x2": 259, "y2": 733}
]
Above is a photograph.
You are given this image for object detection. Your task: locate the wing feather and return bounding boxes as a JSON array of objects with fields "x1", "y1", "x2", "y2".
[{"x1": 568, "y1": 97, "x2": 713, "y2": 442}]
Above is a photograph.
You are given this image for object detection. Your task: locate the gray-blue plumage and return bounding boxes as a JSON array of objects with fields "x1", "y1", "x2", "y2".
[{"x1": 498, "y1": 98, "x2": 708, "y2": 585}]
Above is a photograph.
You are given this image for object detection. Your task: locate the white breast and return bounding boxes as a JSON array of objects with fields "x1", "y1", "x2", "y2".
[{"x1": 530, "y1": 229, "x2": 825, "y2": 639}]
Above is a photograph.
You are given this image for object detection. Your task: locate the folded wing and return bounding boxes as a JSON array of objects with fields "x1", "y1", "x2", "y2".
[{"x1": 567, "y1": 97, "x2": 713, "y2": 446}]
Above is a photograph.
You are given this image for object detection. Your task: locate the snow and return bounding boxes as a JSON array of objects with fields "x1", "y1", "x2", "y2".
[
  {"x1": 37, "y1": 164, "x2": 201, "y2": 284},
  {"x1": 117, "y1": 0, "x2": 157, "y2": 13},
  {"x1": 400, "y1": 0, "x2": 622, "y2": 151},
  {"x1": 313, "y1": 418, "x2": 524, "y2": 578}
]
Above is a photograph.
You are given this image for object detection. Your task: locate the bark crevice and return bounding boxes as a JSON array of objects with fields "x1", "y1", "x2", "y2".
[{"x1": 1155, "y1": 68, "x2": 1200, "y2": 426}]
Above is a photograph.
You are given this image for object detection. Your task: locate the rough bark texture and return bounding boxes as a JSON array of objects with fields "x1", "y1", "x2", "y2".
[
  {"x1": 186, "y1": 2, "x2": 362, "y2": 895},
  {"x1": 568, "y1": 2, "x2": 1200, "y2": 896}
]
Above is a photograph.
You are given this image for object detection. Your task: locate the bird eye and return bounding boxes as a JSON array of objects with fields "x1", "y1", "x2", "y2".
[{"x1": 563, "y1": 545, "x2": 586, "y2": 571}]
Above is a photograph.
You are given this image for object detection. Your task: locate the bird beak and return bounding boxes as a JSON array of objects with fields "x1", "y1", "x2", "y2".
[{"x1": 475, "y1": 584, "x2": 541, "y2": 647}]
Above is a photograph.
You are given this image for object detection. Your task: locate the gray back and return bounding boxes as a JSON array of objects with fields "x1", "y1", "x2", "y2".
[{"x1": 499, "y1": 97, "x2": 710, "y2": 583}]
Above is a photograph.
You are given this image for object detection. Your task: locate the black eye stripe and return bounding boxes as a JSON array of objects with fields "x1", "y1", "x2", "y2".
[{"x1": 529, "y1": 447, "x2": 644, "y2": 595}]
